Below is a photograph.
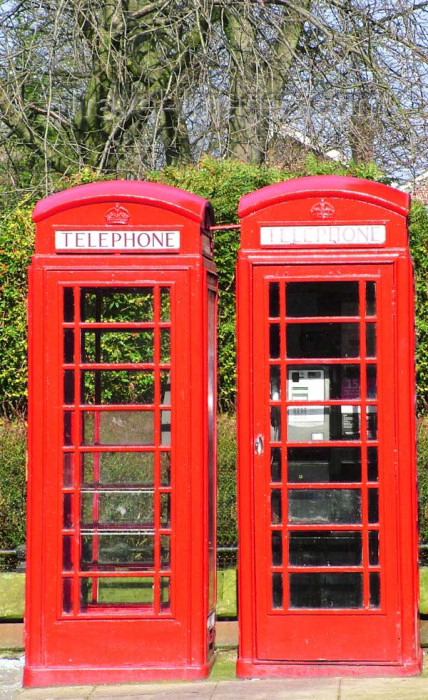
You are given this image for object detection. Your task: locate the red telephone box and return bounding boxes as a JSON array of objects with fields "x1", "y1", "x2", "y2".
[
  {"x1": 236, "y1": 176, "x2": 420, "y2": 677},
  {"x1": 25, "y1": 181, "x2": 217, "y2": 686}
]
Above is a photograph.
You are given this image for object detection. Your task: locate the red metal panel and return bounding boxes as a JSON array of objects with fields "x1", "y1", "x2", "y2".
[
  {"x1": 25, "y1": 182, "x2": 217, "y2": 686},
  {"x1": 33, "y1": 180, "x2": 213, "y2": 224},
  {"x1": 237, "y1": 175, "x2": 410, "y2": 251},
  {"x1": 236, "y1": 177, "x2": 420, "y2": 677},
  {"x1": 236, "y1": 258, "x2": 257, "y2": 665},
  {"x1": 32, "y1": 181, "x2": 214, "y2": 256},
  {"x1": 238, "y1": 176, "x2": 409, "y2": 218},
  {"x1": 251, "y1": 265, "x2": 399, "y2": 660}
]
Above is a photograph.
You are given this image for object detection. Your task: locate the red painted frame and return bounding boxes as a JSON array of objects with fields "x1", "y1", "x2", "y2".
[
  {"x1": 236, "y1": 176, "x2": 420, "y2": 677},
  {"x1": 25, "y1": 182, "x2": 217, "y2": 686}
]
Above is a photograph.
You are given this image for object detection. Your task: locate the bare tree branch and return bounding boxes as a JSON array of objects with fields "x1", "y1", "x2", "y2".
[{"x1": 0, "y1": 0, "x2": 427, "y2": 190}]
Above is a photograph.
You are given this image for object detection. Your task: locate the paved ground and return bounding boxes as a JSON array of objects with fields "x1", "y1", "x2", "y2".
[
  {"x1": 0, "y1": 657, "x2": 23, "y2": 699},
  {"x1": 1, "y1": 653, "x2": 428, "y2": 700},
  {"x1": 1, "y1": 622, "x2": 428, "y2": 699}
]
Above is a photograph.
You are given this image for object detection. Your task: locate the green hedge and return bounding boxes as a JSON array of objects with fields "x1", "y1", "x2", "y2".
[
  {"x1": 0, "y1": 156, "x2": 407, "y2": 414},
  {"x1": 418, "y1": 419, "x2": 428, "y2": 546},
  {"x1": 148, "y1": 155, "x2": 391, "y2": 409},
  {"x1": 148, "y1": 157, "x2": 289, "y2": 410},
  {"x1": 2, "y1": 157, "x2": 428, "y2": 552},
  {"x1": 217, "y1": 414, "x2": 237, "y2": 553},
  {"x1": 0, "y1": 419, "x2": 26, "y2": 558},
  {"x1": 409, "y1": 201, "x2": 428, "y2": 413},
  {"x1": 0, "y1": 205, "x2": 34, "y2": 414}
]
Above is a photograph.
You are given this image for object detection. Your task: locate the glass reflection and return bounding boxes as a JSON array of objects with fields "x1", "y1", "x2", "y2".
[
  {"x1": 62, "y1": 578, "x2": 72, "y2": 613},
  {"x1": 367, "y1": 406, "x2": 377, "y2": 440},
  {"x1": 271, "y1": 407, "x2": 281, "y2": 441},
  {"x1": 269, "y1": 282, "x2": 280, "y2": 317},
  {"x1": 63, "y1": 453, "x2": 73, "y2": 486},
  {"x1": 81, "y1": 451, "x2": 154, "y2": 485},
  {"x1": 287, "y1": 323, "x2": 359, "y2": 358},
  {"x1": 368, "y1": 488, "x2": 379, "y2": 523},
  {"x1": 81, "y1": 490, "x2": 154, "y2": 527},
  {"x1": 64, "y1": 371, "x2": 74, "y2": 404},
  {"x1": 370, "y1": 572, "x2": 380, "y2": 607},
  {"x1": 369, "y1": 530, "x2": 379, "y2": 565},
  {"x1": 270, "y1": 365, "x2": 281, "y2": 400},
  {"x1": 63, "y1": 536, "x2": 73, "y2": 571},
  {"x1": 289, "y1": 531, "x2": 362, "y2": 566},
  {"x1": 288, "y1": 489, "x2": 361, "y2": 524},
  {"x1": 290, "y1": 573, "x2": 363, "y2": 608},
  {"x1": 64, "y1": 411, "x2": 73, "y2": 445},
  {"x1": 288, "y1": 447, "x2": 361, "y2": 483},
  {"x1": 270, "y1": 324, "x2": 280, "y2": 358},
  {"x1": 366, "y1": 323, "x2": 376, "y2": 357},
  {"x1": 366, "y1": 282, "x2": 376, "y2": 316},
  {"x1": 367, "y1": 365, "x2": 377, "y2": 398},
  {"x1": 63, "y1": 288, "x2": 74, "y2": 322},
  {"x1": 286, "y1": 282, "x2": 359, "y2": 317},
  {"x1": 368, "y1": 447, "x2": 378, "y2": 481},
  {"x1": 63, "y1": 493, "x2": 73, "y2": 528},
  {"x1": 271, "y1": 448, "x2": 282, "y2": 482},
  {"x1": 272, "y1": 573, "x2": 283, "y2": 608},
  {"x1": 82, "y1": 411, "x2": 154, "y2": 446},
  {"x1": 271, "y1": 489, "x2": 282, "y2": 524},
  {"x1": 272, "y1": 531, "x2": 282, "y2": 566},
  {"x1": 64, "y1": 329, "x2": 74, "y2": 363},
  {"x1": 81, "y1": 534, "x2": 154, "y2": 570}
]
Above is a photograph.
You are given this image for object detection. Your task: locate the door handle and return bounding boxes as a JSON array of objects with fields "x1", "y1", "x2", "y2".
[{"x1": 254, "y1": 434, "x2": 264, "y2": 455}]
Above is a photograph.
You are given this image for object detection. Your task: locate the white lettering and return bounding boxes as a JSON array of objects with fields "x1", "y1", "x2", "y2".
[{"x1": 260, "y1": 225, "x2": 386, "y2": 246}]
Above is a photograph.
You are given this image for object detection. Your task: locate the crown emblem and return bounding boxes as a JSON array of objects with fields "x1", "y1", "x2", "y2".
[
  {"x1": 105, "y1": 203, "x2": 130, "y2": 225},
  {"x1": 310, "y1": 198, "x2": 335, "y2": 220}
]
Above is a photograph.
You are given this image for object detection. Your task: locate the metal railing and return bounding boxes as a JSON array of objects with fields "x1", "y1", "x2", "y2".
[{"x1": 3, "y1": 543, "x2": 428, "y2": 572}]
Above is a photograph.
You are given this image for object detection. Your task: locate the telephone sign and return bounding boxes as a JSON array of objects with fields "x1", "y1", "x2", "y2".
[
  {"x1": 55, "y1": 229, "x2": 180, "y2": 251},
  {"x1": 236, "y1": 176, "x2": 420, "y2": 677},
  {"x1": 260, "y1": 223, "x2": 386, "y2": 246},
  {"x1": 25, "y1": 181, "x2": 217, "y2": 686}
]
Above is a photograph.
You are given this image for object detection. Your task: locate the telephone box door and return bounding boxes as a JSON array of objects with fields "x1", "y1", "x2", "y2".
[
  {"x1": 34, "y1": 268, "x2": 192, "y2": 667},
  {"x1": 251, "y1": 263, "x2": 401, "y2": 662}
]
